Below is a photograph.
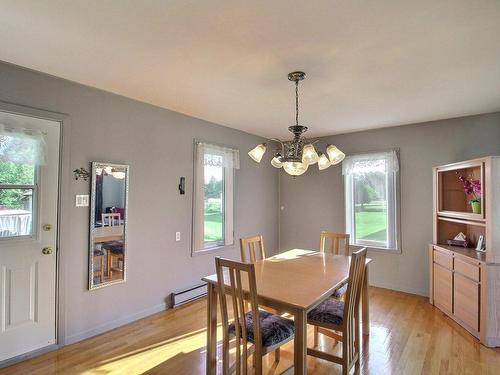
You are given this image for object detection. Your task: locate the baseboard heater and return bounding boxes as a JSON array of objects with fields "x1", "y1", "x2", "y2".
[{"x1": 171, "y1": 282, "x2": 207, "y2": 308}]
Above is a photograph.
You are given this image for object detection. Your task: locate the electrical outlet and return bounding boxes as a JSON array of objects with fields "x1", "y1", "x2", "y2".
[
  {"x1": 76, "y1": 195, "x2": 89, "y2": 207},
  {"x1": 175, "y1": 232, "x2": 181, "y2": 241}
]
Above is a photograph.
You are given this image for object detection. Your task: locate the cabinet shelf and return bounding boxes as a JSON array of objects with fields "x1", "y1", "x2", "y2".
[
  {"x1": 437, "y1": 210, "x2": 485, "y2": 223},
  {"x1": 437, "y1": 215, "x2": 486, "y2": 227}
]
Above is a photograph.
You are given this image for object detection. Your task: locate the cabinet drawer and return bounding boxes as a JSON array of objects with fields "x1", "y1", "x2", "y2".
[
  {"x1": 454, "y1": 273, "x2": 479, "y2": 331},
  {"x1": 454, "y1": 258, "x2": 480, "y2": 282},
  {"x1": 434, "y1": 249, "x2": 453, "y2": 269},
  {"x1": 433, "y1": 263, "x2": 453, "y2": 313}
]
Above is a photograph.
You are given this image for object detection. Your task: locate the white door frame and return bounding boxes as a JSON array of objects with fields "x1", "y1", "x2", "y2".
[{"x1": 0, "y1": 100, "x2": 72, "y2": 364}]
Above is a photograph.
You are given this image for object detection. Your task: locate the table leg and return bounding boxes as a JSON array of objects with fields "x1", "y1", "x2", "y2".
[
  {"x1": 206, "y1": 283, "x2": 218, "y2": 375},
  {"x1": 362, "y1": 265, "x2": 370, "y2": 335},
  {"x1": 294, "y1": 309, "x2": 307, "y2": 375}
]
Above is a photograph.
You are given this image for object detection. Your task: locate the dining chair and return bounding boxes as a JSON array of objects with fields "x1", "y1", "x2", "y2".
[
  {"x1": 319, "y1": 231, "x2": 350, "y2": 255},
  {"x1": 240, "y1": 235, "x2": 266, "y2": 263},
  {"x1": 307, "y1": 247, "x2": 367, "y2": 375},
  {"x1": 320, "y1": 231, "x2": 351, "y2": 299},
  {"x1": 102, "y1": 213, "x2": 120, "y2": 226},
  {"x1": 215, "y1": 257, "x2": 295, "y2": 375}
]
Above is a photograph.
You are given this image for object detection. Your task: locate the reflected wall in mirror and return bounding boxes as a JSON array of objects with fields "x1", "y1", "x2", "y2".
[{"x1": 89, "y1": 162, "x2": 129, "y2": 290}]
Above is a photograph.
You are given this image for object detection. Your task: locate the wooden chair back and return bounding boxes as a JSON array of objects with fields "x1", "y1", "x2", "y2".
[
  {"x1": 215, "y1": 257, "x2": 263, "y2": 374},
  {"x1": 239, "y1": 235, "x2": 266, "y2": 263},
  {"x1": 102, "y1": 213, "x2": 120, "y2": 227},
  {"x1": 343, "y1": 247, "x2": 367, "y2": 367},
  {"x1": 319, "y1": 231, "x2": 350, "y2": 255}
]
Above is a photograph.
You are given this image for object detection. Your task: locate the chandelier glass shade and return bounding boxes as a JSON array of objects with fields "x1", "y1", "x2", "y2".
[{"x1": 248, "y1": 71, "x2": 345, "y2": 176}]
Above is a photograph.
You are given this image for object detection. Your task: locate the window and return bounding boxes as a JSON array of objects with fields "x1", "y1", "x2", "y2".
[
  {"x1": 344, "y1": 150, "x2": 399, "y2": 251},
  {"x1": 0, "y1": 127, "x2": 45, "y2": 239},
  {"x1": 192, "y1": 141, "x2": 239, "y2": 254}
]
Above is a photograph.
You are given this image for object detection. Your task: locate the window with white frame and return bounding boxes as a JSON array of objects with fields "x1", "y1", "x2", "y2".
[
  {"x1": 0, "y1": 126, "x2": 46, "y2": 239},
  {"x1": 344, "y1": 150, "x2": 399, "y2": 251},
  {"x1": 192, "y1": 141, "x2": 239, "y2": 254}
]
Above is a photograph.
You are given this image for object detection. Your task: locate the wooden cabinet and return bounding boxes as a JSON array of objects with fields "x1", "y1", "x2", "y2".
[
  {"x1": 433, "y1": 262, "x2": 453, "y2": 313},
  {"x1": 430, "y1": 245, "x2": 482, "y2": 338},
  {"x1": 454, "y1": 273, "x2": 479, "y2": 332},
  {"x1": 430, "y1": 156, "x2": 500, "y2": 347}
]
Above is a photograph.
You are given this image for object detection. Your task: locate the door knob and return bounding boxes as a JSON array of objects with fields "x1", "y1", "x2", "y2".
[{"x1": 42, "y1": 247, "x2": 53, "y2": 255}]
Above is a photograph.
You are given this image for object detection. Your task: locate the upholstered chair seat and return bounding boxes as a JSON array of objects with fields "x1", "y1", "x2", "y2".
[
  {"x1": 333, "y1": 282, "x2": 348, "y2": 299},
  {"x1": 308, "y1": 298, "x2": 345, "y2": 326},
  {"x1": 229, "y1": 310, "x2": 295, "y2": 348}
]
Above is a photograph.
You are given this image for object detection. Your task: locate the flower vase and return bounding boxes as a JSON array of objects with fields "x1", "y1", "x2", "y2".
[{"x1": 471, "y1": 201, "x2": 481, "y2": 214}]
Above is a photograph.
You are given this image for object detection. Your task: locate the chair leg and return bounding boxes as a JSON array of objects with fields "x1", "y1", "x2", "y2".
[
  {"x1": 254, "y1": 354, "x2": 263, "y2": 375},
  {"x1": 314, "y1": 325, "x2": 319, "y2": 347},
  {"x1": 274, "y1": 347, "x2": 280, "y2": 362}
]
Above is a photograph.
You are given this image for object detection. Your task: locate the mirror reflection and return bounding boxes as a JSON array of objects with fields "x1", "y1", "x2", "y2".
[{"x1": 89, "y1": 162, "x2": 129, "y2": 289}]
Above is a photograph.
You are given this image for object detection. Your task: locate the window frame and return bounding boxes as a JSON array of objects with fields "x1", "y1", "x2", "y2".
[
  {"x1": 192, "y1": 141, "x2": 235, "y2": 255},
  {"x1": 344, "y1": 150, "x2": 401, "y2": 253}
]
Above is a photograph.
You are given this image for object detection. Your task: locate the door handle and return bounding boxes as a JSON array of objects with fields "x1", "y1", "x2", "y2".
[{"x1": 42, "y1": 247, "x2": 53, "y2": 255}]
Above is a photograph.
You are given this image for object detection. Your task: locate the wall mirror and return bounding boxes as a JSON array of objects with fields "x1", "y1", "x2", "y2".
[{"x1": 89, "y1": 162, "x2": 129, "y2": 290}]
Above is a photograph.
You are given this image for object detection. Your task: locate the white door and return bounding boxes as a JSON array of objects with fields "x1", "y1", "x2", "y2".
[{"x1": 0, "y1": 111, "x2": 60, "y2": 362}]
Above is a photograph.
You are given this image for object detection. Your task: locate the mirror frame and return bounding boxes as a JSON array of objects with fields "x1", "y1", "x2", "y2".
[{"x1": 88, "y1": 161, "x2": 129, "y2": 290}]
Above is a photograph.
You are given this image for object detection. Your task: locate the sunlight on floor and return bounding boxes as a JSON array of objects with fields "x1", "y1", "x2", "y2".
[{"x1": 79, "y1": 325, "x2": 223, "y2": 375}]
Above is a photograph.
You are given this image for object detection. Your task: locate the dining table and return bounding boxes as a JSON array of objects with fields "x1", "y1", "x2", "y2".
[{"x1": 202, "y1": 248, "x2": 372, "y2": 375}]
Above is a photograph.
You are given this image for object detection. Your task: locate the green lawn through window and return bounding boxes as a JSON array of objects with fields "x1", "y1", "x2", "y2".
[
  {"x1": 355, "y1": 202, "x2": 387, "y2": 242},
  {"x1": 204, "y1": 211, "x2": 223, "y2": 242}
]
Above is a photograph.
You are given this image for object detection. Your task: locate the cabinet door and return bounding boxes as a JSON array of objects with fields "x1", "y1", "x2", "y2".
[
  {"x1": 454, "y1": 273, "x2": 479, "y2": 331},
  {"x1": 433, "y1": 263, "x2": 453, "y2": 313}
]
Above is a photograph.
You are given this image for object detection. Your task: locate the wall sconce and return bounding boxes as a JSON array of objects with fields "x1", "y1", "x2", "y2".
[
  {"x1": 73, "y1": 168, "x2": 90, "y2": 181},
  {"x1": 179, "y1": 177, "x2": 185, "y2": 195}
]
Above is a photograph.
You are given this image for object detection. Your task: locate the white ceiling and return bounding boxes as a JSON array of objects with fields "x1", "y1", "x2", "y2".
[{"x1": 1, "y1": 0, "x2": 500, "y2": 138}]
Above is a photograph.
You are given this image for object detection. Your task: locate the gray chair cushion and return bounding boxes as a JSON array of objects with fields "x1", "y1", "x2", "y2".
[
  {"x1": 229, "y1": 310, "x2": 294, "y2": 348},
  {"x1": 333, "y1": 282, "x2": 348, "y2": 298},
  {"x1": 308, "y1": 298, "x2": 344, "y2": 326}
]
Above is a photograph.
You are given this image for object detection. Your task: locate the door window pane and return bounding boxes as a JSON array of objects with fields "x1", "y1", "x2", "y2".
[
  {"x1": 0, "y1": 161, "x2": 35, "y2": 185},
  {"x1": 203, "y1": 164, "x2": 224, "y2": 244},
  {"x1": 0, "y1": 188, "x2": 34, "y2": 237},
  {"x1": 353, "y1": 173, "x2": 388, "y2": 243}
]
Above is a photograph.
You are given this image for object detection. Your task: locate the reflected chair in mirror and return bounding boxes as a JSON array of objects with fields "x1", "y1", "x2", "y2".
[
  {"x1": 240, "y1": 235, "x2": 266, "y2": 263},
  {"x1": 307, "y1": 248, "x2": 367, "y2": 375},
  {"x1": 215, "y1": 257, "x2": 294, "y2": 374},
  {"x1": 102, "y1": 213, "x2": 120, "y2": 227},
  {"x1": 320, "y1": 231, "x2": 351, "y2": 299},
  {"x1": 93, "y1": 249, "x2": 105, "y2": 283},
  {"x1": 102, "y1": 241, "x2": 124, "y2": 279}
]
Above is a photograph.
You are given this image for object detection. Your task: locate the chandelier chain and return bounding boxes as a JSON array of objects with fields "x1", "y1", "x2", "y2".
[{"x1": 295, "y1": 80, "x2": 299, "y2": 126}]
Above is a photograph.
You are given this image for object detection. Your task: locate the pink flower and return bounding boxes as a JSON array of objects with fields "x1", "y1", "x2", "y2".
[{"x1": 459, "y1": 175, "x2": 481, "y2": 200}]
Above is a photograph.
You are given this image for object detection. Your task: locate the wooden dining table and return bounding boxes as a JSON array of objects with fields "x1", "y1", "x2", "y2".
[{"x1": 202, "y1": 249, "x2": 372, "y2": 375}]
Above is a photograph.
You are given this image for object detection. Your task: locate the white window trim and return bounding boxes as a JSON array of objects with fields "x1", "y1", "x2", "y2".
[
  {"x1": 192, "y1": 141, "x2": 235, "y2": 255},
  {"x1": 344, "y1": 150, "x2": 401, "y2": 253}
]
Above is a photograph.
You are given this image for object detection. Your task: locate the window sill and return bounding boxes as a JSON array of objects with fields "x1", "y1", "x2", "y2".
[
  {"x1": 191, "y1": 243, "x2": 235, "y2": 257},
  {"x1": 350, "y1": 244, "x2": 401, "y2": 254}
]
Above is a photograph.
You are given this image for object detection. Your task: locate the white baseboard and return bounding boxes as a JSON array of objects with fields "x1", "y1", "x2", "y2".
[
  {"x1": 370, "y1": 280, "x2": 428, "y2": 297},
  {"x1": 65, "y1": 302, "x2": 167, "y2": 345},
  {"x1": 485, "y1": 338, "x2": 500, "y2": 347}
]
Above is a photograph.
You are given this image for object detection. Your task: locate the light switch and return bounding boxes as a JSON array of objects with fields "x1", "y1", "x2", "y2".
[
  {"x1": 76, "y1": 195, "x2": 89, "y2": 207},
  {"x1": 175, "y1": 232, "x2": 181, "y2": 241}
]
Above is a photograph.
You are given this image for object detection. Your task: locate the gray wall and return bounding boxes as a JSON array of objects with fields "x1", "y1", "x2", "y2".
[
  {"x1": 280, "y1": 113, "x2": 500, "y2": 296},
  {"x1": 0, "y1": 62, "x2": 279, "y2": 344}
]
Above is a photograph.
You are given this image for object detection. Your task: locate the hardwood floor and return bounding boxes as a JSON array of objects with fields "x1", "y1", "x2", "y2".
[{"x1": 2, "y1": 287, "x2": 500, "y2": 375}]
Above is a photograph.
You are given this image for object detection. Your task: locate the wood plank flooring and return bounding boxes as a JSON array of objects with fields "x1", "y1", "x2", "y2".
[{"x1": 2, "y1": 287, "x2": 500, "y2": 374}]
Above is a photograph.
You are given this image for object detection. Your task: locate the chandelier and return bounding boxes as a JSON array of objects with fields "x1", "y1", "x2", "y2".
[{"x1": 248, "y1": 71, "x2": 345, "y2": 176}]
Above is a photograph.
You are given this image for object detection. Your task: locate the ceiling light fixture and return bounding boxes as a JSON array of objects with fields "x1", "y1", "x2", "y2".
[{"x1": 248, "y1": 71, "x2": 345, "y2": 176}]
